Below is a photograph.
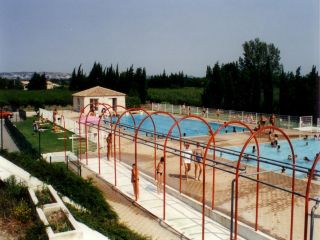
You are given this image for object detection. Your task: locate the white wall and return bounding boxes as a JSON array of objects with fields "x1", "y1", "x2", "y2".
[{"x1": 74, "y1": 96, "x2": 126, "y2": 114}]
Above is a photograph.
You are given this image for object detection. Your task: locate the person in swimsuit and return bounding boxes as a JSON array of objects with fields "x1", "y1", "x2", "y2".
[
  {"x1": 183, "y1": 143, "x2": 192, "y2": 181},
  {"x1": 131, "y1": 163, "x2": 139, "y2": 200},
  {"x1": 106, "y1": 133, "x2": 112, "y2": 160},
  {"x1": 156, "y1": 157, "x2": 164, "y2": 193},
  {"x1": 193, "y1": 142, "x2": 203, "y2": 181}
]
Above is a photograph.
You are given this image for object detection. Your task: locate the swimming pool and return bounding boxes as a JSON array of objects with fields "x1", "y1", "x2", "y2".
[
  {"x1": 113, "y1": 113, "x2": 246, "y2": 137},
  {"x1": 221, "y1": 138, "x2": 320, "y2": 178}
]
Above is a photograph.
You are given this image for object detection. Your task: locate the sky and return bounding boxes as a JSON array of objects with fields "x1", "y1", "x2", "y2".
[{"x1": 0, "y1": 0, "x2": 319, "y2": 76}]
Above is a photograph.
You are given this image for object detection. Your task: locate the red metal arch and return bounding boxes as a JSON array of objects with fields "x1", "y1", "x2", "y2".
[
  {"x1": 83, "y1": 103, "x2": 113, "y2": 164},
  {"x1": 96, "y1": 108, "x2": 114, "y2": 175},
  {"x1": 201, "y1": 120, "x2": 259, "y2": 240},
  {"x1": 135, "y1": 111, "x2": 181, "y2": 181},
  {"x1": 234, "y1": 126, "x2": 295, "y2": 240},
  {"x1": 96, "y1": 104, "x2": 127, "y2": 176},
  {"x1": 304, "y1": 154, "x2": 320, "y2": 239},
  {"x1": 210, "y1": 122, "x2": 258, "y2": 214},
  {"x1": 78, "y1": 103, "x2": 112, "y2": 163},
  {"x1": 162, "y1": 114, "x2": 214, "y2": 221},
  {"x1": 112, "y1": 108, "x2": 138, "y2": 186}
]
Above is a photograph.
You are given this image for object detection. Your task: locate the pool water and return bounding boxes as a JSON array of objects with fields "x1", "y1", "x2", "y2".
[
  {"x1": 221, "y1": 138, "x2": 320, "y2": 178},
  {"x1": 115, "y1": 113, "x2": 246, "y2": 137}
]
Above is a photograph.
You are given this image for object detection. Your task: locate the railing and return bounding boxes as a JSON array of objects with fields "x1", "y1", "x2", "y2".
[{"x1": 146, "y1": 102, "x2": 303, "y2": 129}]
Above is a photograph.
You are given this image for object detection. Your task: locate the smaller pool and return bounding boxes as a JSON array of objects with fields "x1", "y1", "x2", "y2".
[
  {"x1": 113, "y1": 113, "x2": 246, "y2": 137},
  {"x1": 220, "y1": 138, "x2": 320, "y2": 178}
]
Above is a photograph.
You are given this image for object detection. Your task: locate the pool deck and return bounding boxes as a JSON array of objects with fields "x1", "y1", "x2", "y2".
[{"x1": 83, "y1": 157, "x2": 246, "y2": 240}]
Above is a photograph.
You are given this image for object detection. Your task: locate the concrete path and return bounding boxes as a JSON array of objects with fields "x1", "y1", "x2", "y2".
[
  {"x1": 0, "y1": 121, "x2": 19, "y2": 152},
  {"x1": 84, "y1": 157, "x2": 244, "y2": 240},
  {"x1": 81, "y1": 166, "x2": 183, "y2": 240}
]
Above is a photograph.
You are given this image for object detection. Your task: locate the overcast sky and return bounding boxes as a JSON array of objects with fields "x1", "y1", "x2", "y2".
[{"x1": 0, "y1": 0, "x2": 319, "y2": 76}]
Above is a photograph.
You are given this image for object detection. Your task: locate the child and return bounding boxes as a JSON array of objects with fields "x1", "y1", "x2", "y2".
[
  {"x1": 131, "y1": 163, "x2": 139, "y2": 200},
  {"x1": 156, "y1": 157, "x2": 164, "y2": 193}
]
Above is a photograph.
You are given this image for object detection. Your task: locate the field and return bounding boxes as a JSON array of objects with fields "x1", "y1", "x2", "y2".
[
  {"x1": 147, "y1": 87, "x2": 203, "y2": 106},
  {"x1": 0, "y1": 89, "x2": 73, "y2": 109}
]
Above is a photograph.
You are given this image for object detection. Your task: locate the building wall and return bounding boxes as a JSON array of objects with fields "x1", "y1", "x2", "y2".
[{"x1": 73, "y1": 96, "x2": 126, "y2": 113}]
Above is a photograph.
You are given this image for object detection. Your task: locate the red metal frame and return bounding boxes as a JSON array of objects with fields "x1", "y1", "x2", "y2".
[
  {"x1": 96, "y1": 108, "x2": 113, "y2": 175},
  {"x1": 162, "y1": 114, "x2": 214, "y2": 221},
  {"x1": 234, "y1": 126, "x2": 295, "y2": 240},
  {"x1": 83, "y1": 103, "x2": 113, "y2": 165},
  {"x1": 201, "y1": 121, "x2": 259, "y2": 240},
  {"x1": 304, "y1": 154, "x2": 320, "y2": 239},
  {"x1": 135, "y1": 111, "x2": 181, "y2": 181},
  {"x1": 112, "y1": 108, "x2": 137, "y2": 186},
  {"x1": 77, "y1": 103, "x2": 112, "y2": 163},
  {"x1": 209, "y1": 122, "x2": 259, "y2": 214}
]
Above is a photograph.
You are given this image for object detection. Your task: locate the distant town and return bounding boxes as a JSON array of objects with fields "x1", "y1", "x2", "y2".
[{"x1": 0, "y1": 72, "x2": 71, "y2": 80}]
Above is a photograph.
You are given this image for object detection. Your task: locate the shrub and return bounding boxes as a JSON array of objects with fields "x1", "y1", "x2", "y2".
[{"x1": 0, "y1": 150, "x2": 147, "y2": 240}]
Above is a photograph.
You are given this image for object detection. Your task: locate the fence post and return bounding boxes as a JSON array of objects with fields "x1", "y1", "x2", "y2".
[
  {"x1": 196, "y1": 107, "x2": 199, "y2": 115},
  {"x1": 172, "y1": 104, "x2": 174, "y2": 114},
  {"x1": 207, "y1": 108, "x2": 209, "y2": 118},
  {"x1": 164, "y1": 103, "x2": 167, "y2": 112},
  {"x1": 288, "y1": 116, "x2": 291, "y2": 129},
  {"x1": 241, "y1": 111, "x2": 244, "y2": 121},
  {"x1": 179, "y1": 105, "x2": 181, "y2": 115},
  {"x1": 256, "y1": 113, "x2": 258, "y2": 125},
  {"x1": 151, "y1": 102, "x2": 154, "y2": 111}
]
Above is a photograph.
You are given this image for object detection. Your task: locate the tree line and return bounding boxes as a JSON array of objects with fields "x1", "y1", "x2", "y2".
[
  {"x1": 202, "y1": 38, "x2": 319, "y2": 120},
  {"x1": 69, "y1": 63, "x2": 147, "y2": 104}
]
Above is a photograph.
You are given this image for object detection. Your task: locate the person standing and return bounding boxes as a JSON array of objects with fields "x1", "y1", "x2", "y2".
[
  {"x1": 131, "y1": 163, "x2": 139, "y2": 200},
  {"x1": 183, "y1": 143, "x2": 192, "y2": 181},
  {"x1": 106, "y1": 133, "x2": 112, "y2": 160},
  {"x1": 193, "y1": 143, "x2": 203, "y2": 181},
  {"x1": 156, "y1": 157, "x2": 164, "y2": 193}
]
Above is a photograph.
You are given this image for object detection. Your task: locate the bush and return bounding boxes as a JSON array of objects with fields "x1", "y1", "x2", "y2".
[{"x1": 0, "y1": 150, "x2": 147, "y2": 240}]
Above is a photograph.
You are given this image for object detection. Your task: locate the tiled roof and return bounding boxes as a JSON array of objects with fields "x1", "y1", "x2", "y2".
[{"x1": 72, "y1": 86, "x2": 126, "y2": 97}]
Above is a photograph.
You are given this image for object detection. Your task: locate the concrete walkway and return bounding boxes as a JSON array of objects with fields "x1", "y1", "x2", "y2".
[
  {"x1": 84, "y1": 157, "x2": 244, "y2": 240},
  {"x1": 0, "y1": 121, "x2": 19, "y2": 152}
]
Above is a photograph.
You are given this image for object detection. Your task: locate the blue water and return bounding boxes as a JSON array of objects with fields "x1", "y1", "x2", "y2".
[
  {"x1": 113, "y1": 113, "x2": 246, "y2": 137},
  {"x1": 221, "y1": 138, "x2": 320, "y2": 178}
]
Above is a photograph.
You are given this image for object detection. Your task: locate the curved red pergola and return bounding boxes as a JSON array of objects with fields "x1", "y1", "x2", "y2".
[
  {"x1": 162, "y1": 114, "x2": 214, "y2": 221},
  {"x1": 83, "y1": 103, "x2": 113, "y2": 164},
  {"x1": 77, "y1": 103, "x2": 112, "y2": 163},
  {"x1": 201, "y1": 121, "x2": 260, "y2": 240},
  {"x1": 304, "y1": 154, "x2": 320, "y2": 240},
  {"x1": 112, "y1": 108, "x2": 138, "y2": 186},
  {"x1": 96, "y1": 107, "x2": 114, "y2": 175},
  {"x1": 234, "y1": 126, "x2": 295, "y2": 240},
  {"x1": 209, "y1": 122, "x2": 259, "y2": 217},
  {"x1": 134, "y1": 111, "x2": 168, "y2": 179}
]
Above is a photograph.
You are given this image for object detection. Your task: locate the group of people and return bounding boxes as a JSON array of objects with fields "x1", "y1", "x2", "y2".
[
  {"x1": 182, "y1": 142, "x2": 204, "y2": 182},
  {"x1": 130, "y1": 142, "x2": 204, "y2": 199}
]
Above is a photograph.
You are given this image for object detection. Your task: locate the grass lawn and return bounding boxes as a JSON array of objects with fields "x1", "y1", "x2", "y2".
[{"x1": 15, "y1": 117, "x2": 73, "y2": 153}]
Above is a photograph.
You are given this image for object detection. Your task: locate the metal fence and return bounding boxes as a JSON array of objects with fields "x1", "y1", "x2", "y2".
[{"x1": 146, "y1": 102, "x2": 303, "y2": 129}]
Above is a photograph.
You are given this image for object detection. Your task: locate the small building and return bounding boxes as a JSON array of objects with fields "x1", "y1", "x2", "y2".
[
  {"x1": 72, "y1": 86, "x2": 126, "y2": 114},
  {"x1": 20, "y1": 80, "x2": 61, "y2": 90}
]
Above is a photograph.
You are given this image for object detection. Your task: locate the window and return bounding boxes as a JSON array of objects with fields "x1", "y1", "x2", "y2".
[{"x1": 90, "y1": 98, "x2": 99, "y2": 111}]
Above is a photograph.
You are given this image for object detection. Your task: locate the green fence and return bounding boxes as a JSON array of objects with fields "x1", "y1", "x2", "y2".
[{"x1": 4, "y1": 118, "x2": 38, "y2": 156}]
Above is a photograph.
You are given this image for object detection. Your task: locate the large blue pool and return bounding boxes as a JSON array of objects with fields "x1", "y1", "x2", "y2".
[
  {"x1": 114, "y1": 113, "x2": 246, "y2": 137},
  {"x1": 221, "y1": 138, "x2": 320, "y2": 178}
]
